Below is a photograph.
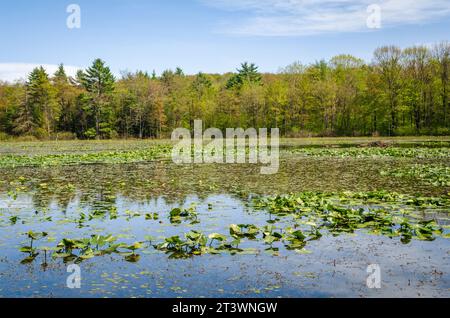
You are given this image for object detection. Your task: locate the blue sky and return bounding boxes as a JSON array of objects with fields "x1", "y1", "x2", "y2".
[{"x1": 0, "y1": 0, "x2": 449, "y2": 81}]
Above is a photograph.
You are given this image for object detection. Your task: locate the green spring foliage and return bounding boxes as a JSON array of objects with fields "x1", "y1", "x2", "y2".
[{"x1": 1, "y1": 44, "x2": 450, "y2": 140}]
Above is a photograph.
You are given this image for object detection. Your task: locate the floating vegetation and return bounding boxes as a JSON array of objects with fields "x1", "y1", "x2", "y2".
[
  {"x1": 19, "y1": 231, "x2": 49, "y2": 264},
  {"x1": 15, "y1": 189, "x2": 449, "y2": 266},
  {"x1": 169, "y1": 205, "x2": 199, "y2": 224},
  {"x1": 381, "y1": 164, "x2": 450, "y2": 186},
  {"x1": 229, "y1": 224, "x2": 259, "y2": 239},
  {"x1": 0, "y1": 145, "x2": 172, "y2": 168},
  {"x1": 155, "y1": 231, "x2": 208, "y2": 258},
  {"x1": 1, "y1": 139, "x2": 449, "y2": 297},
  {"x1": 2, "y1": 143, "x2": 448, "y2": 169},
  {"x1": 53, "y1": 234, "x2": 119, "y2": 262},
  {"x1": 253, "y1": 191, "x2": 448, "y2": 242},
  {"x1": 145, "y1": 213, "x2": 159, "y2": 220},
  {"x1": 285, "y1": 147, "x2": 450, "y2": 158}
]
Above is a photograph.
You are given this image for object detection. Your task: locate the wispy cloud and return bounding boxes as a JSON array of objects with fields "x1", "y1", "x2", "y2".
[
  {"x1": 202, "y1": 0, "x2": 450, "y2": 36},
  {"x1": 0, "y1": 63, "x2": 82, "y2": 83}
]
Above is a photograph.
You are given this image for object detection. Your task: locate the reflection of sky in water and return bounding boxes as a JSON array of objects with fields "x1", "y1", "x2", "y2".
[
  {"x1": 0, "y1": 189, "x2": 448, "y2": 298},
  {"x1": 0, "y1": 152, "x2": 448, "y2": 297}
]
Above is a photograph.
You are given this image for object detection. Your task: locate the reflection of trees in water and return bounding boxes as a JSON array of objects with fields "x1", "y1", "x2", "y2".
[
  {"x1": 0, "y1": 157, "x2": 446, "y2": 212},
  {"x1": 0, "y1": 161, "x2": 243, "y2": 212},
  {"x1": 32, "y1": 188, "x2": 77, "y2": 214}
]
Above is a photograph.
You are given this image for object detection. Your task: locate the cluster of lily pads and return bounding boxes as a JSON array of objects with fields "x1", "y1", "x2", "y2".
[
  {"x1": 17, "y1": 190, "x2": 449, "y2": 265},
  {"x1": 0, "y1": 145, "x2": 172, "y2": 168},
  {"x1": 4, "y1": 144, "x2": 448, "y2": 169},
  {"x1": 284, "y1": 147, "x2": 450, "y2": 158},
  {"x1": 168, "y1": 205, "x2": 199, "y2": 224},
  {"x1": 18, "y1": 222, "x2": 316, "y2": 263},
  {"x1": 19, "y1": 231, "x2": 149, "y2": 264},
  {"x1": 74, "y1": 205, "x2": 199, "y2": 228},
  {"x1": 16, "y1": 225, "x2": 252, "y2": 264},
  {"x1": 0, "y1": 143, "x2": 280, "y2": 169},
  {"x1": 253, "y1": 191, "x2": 449, "y2": 243},
  {"x1": 380, "y1": 164, "x2": 450, "y2": 186}
]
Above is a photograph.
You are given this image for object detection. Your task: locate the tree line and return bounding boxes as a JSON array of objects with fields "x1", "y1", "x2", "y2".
[{"x1": 0, "y1": 43, "x2": 449, "y2": 140}]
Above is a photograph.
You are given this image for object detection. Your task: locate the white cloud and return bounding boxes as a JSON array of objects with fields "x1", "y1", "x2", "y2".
[
  {"x1": 0, "y1": 63, "x2": 82, "y2": 83},
  {"x1": 202, "y1": 0, "x2": 450, "y2": 36}
]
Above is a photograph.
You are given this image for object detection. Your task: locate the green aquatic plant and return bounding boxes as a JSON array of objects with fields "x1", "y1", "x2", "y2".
[
  {"x1": 145, "y1": 213, "x2": 159, "y2": 220},
  {"x1": 253, "y1": 191, "x2": 447, "y2": 242},
  {"x1": 208, "y1": 233, "x2": 227, "y2": 246},
  {"x1": 9, "y1": 215, "x2": 19, "y2": 225},
  {"x1": 397, "y1": 219, "x2": 442, "y2": 243},
  {"x1": 381, "y1": 164, "x2": 450, "y2": 187},
  {"x1": 261, "y1": 225, "x2": 283, "y2": 255},
  {"x1": 51, "y1": 235, "x2": 120, "y2": 263},
  {"x1": 90, "y1": 234, "x2": 116, "y2": 250},
  {"x1": 77, "y1": 212, "x2": 86, "y2": 227},
  {"x1": 155, "y1": 230, "x2": 208, "y2": 258},
  {"x1": 254, "y1": 192, "x2": 331, "y2": 216},
  {"x1": 169, "y1": 205, "x2": 198, "y2": 224},
  {"x1": 19, "y1": 231, "x2": 48, "y2": 264},
  {"x1": 229, "y1": 224, "x2": 259, "y2": 239},
  {"x1": 20, "y1": 231, "x2": 48, "y2": 252},
  {"x1": 20, "y1": 252, "x2": 40, "y2": 264},
  {"x1": 122, "y1": 242, "x2": 143, "y2": 262},
  {"x1": 0, "y1": 145, "x2": 172, "y2": 168},
  {"x1": 284, "y1": 229, "x2": 307, "y2": 251},
  {"x1": 125, "y1": 210, "x2": 141, "y2": 220},
  {"x1": 285, "y1": 147, "x2": 450, "y2": 159}
]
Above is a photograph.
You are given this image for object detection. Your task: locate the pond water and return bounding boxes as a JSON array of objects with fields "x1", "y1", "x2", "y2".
[{"x1": 0, "y1": 156, "x2": 449, "y2": 297}]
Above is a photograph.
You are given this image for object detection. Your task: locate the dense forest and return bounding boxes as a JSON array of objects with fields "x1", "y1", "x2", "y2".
[{"x1": 0, "y1": 43, "x2": 449, "y2": 140}]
